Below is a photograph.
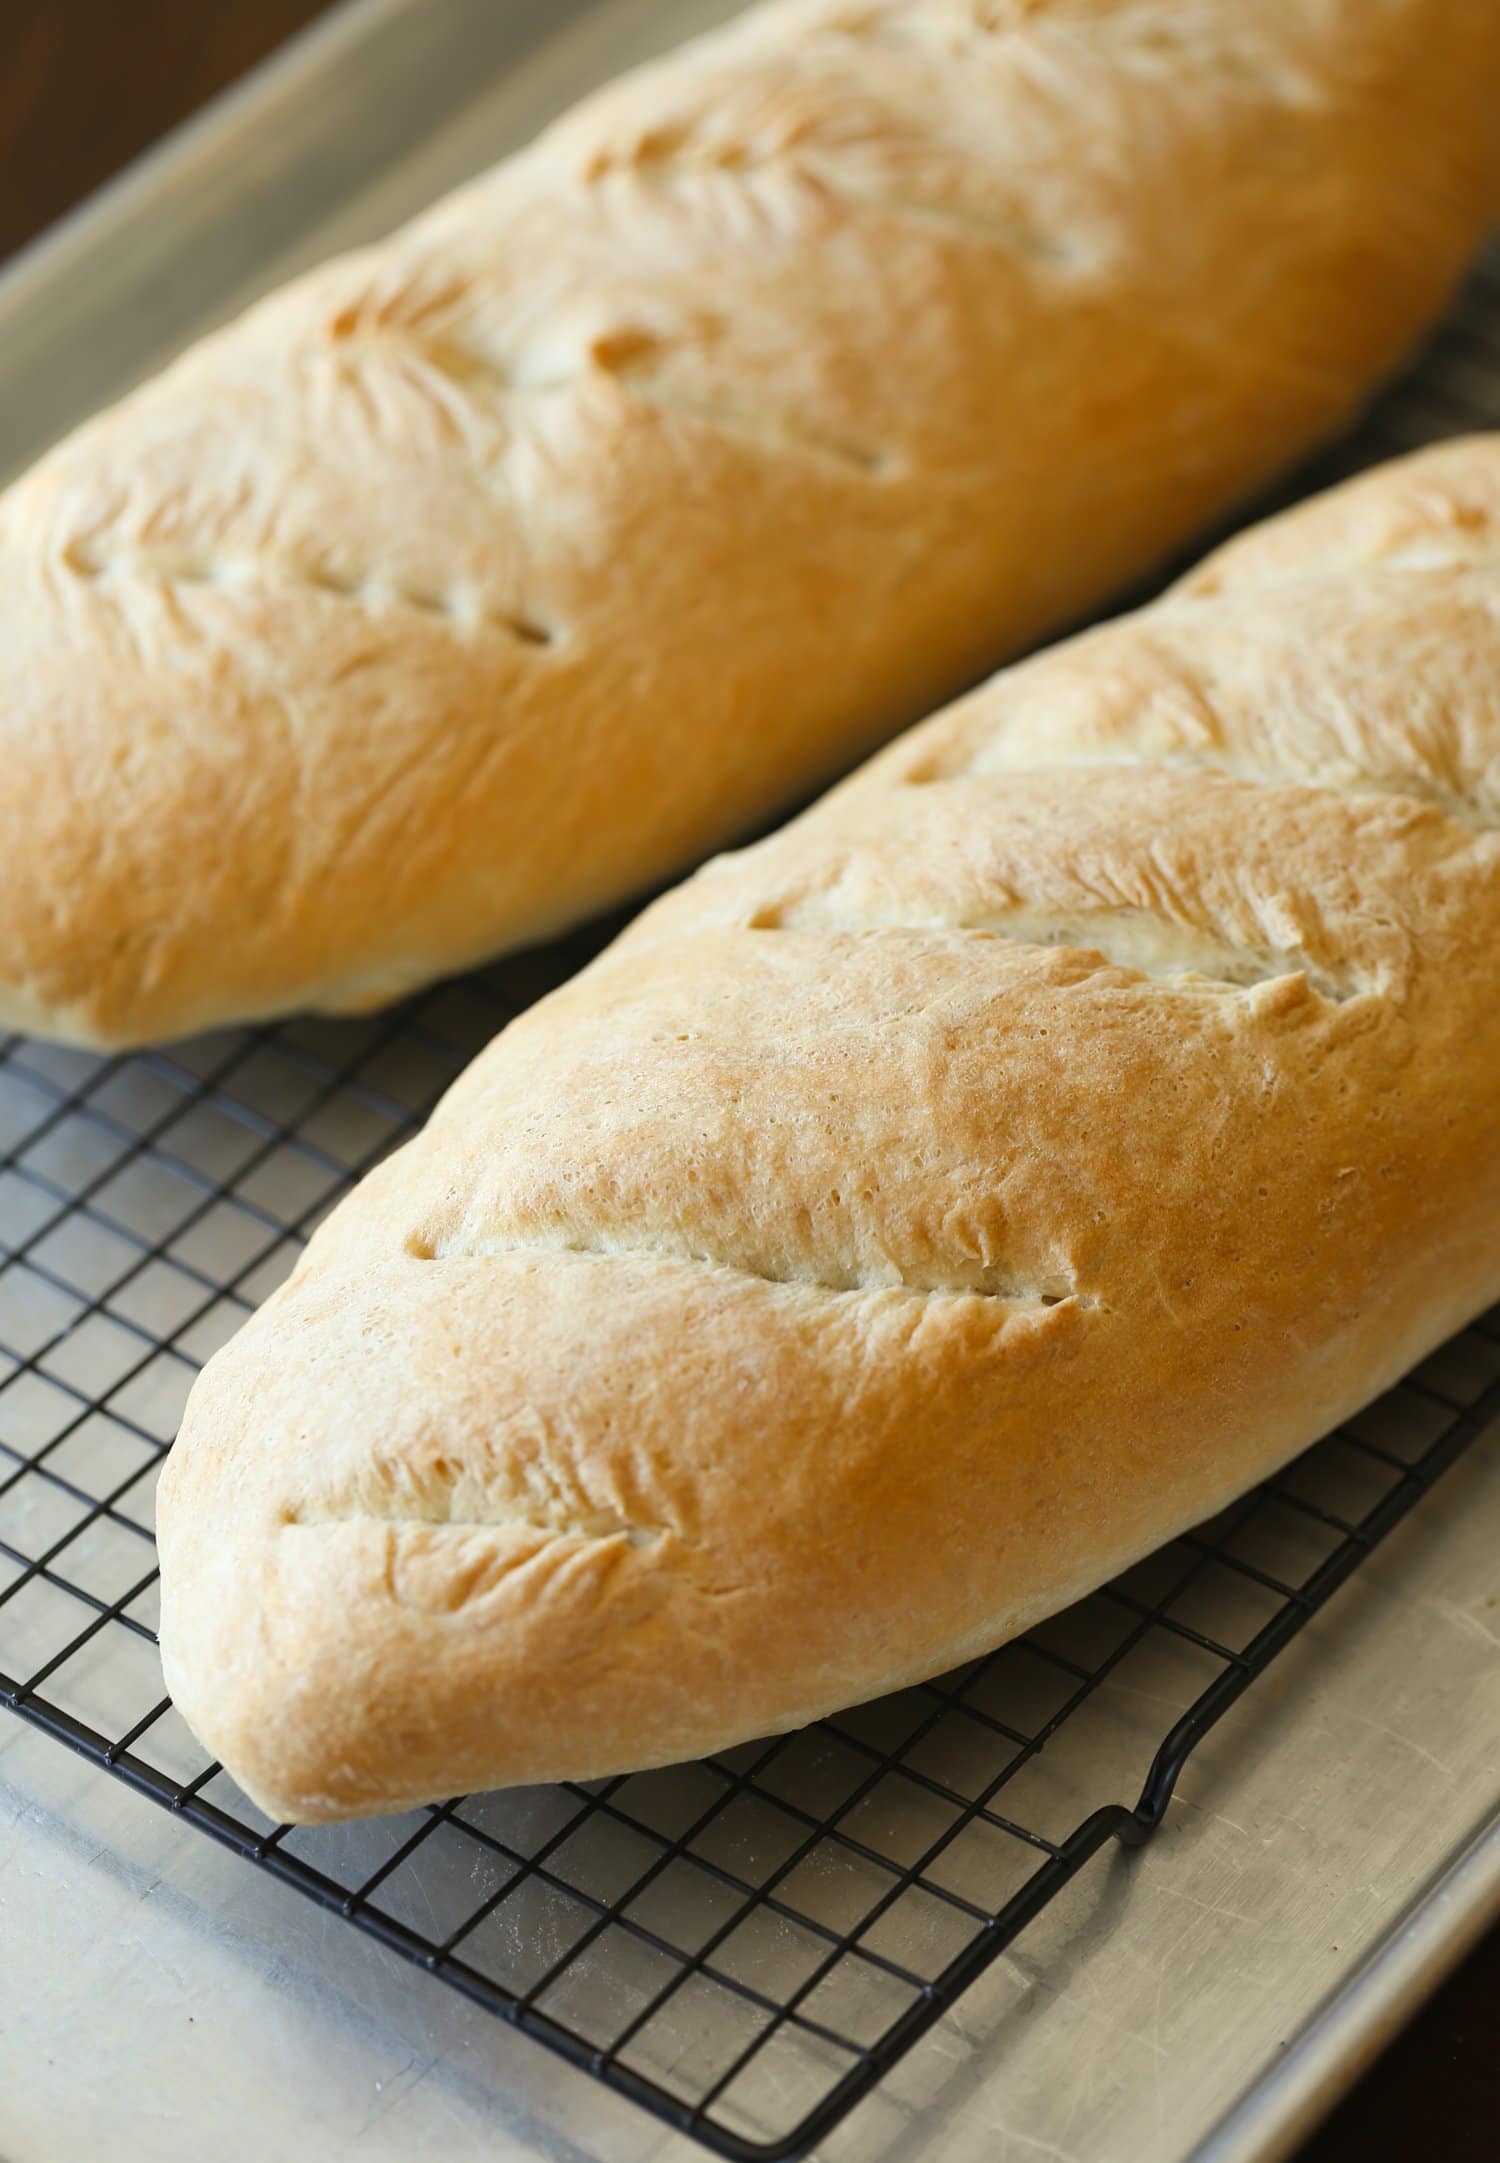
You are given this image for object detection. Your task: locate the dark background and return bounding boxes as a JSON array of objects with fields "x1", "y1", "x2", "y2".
[{"x1": 4, "y1": 5, "x2": 1497, "y2": 2159}]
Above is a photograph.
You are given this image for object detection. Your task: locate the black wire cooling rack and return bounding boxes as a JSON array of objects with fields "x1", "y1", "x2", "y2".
[{"x1": 2, "y1": 249, "x2": 1499, "y2": 2160}]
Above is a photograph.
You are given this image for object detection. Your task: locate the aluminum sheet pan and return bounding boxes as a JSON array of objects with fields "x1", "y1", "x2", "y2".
[{"x1": 0, "y1": 4, "x2": 1497, "y2": 2160}]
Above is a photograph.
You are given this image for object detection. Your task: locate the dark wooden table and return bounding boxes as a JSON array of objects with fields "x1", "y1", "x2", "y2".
[{"x1": 5, "y1": 5, "x2": 1497, "y2": 2159}]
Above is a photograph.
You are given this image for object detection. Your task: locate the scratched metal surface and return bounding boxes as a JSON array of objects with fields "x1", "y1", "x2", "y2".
[{"x1": 0, "y1": 3, "x2": 1498, "y2": 2161}]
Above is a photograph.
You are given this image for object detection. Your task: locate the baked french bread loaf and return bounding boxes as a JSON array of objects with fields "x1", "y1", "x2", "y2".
[
  {"x1": 157, "y1": 436, "x2": 1500, "y2": 1824},
  {"x1": 5, "y1": 0, "x2": 1500, "y2": 1047}
]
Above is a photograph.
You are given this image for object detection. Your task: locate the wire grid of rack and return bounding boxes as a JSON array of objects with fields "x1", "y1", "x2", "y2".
[{"x1": 2, "y1": 245, "x2": 1499, "y2": 2159}]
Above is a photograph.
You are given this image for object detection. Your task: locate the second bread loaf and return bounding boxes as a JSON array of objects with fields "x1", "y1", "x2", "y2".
[{"x1": 157, "y1": 435, "x2": 1500, "y2": 1822}]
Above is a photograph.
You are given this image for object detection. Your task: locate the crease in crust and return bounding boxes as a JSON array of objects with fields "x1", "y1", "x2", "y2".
[
  {"x1": 604, "y1": 378, "x2": 887, "y2": 473},
  {"x1": 61, "y1": 541, "x2": 558, "y2": 649},
  {"x1": 409, "y1": 1228, "x2": 1081, "y2": 1308},
  {"x1": 1183, "y1": 535, "x2": 1500, "y2": 599},
  {"x1": 288, "y1": 1500, "x2": 665, "y2": 1547},
  {"x1": 906, "y1": 750, "x2": 1500, "y2": 833},
  {"x1": 563, "y1": 12, "x2": 1101, "y2": 277},
  {"x1": 319, "y1": 304, "x2": 888, "y2": 474},
  {"x1": 285, "y1": 1444, "x2": 668, "y2": 1548},
  {"x1": 603, "y1": 147, "x2": 1080, "y2": 272},
  {"x1": 750, "y1": 894, "x2": 1356, "y2": 1000},
  {"x1": 898, "y1": 534, "x2": 1500, "y2": 826},
  {"x1": 800, "y1": 172, "x2": 1074, "y2": 264},
  {"x1": 367, "y1": 323, "x2": 892, "y2": 475}
]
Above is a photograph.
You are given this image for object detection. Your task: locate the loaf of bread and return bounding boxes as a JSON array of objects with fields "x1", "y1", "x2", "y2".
[
  {"x1": 156, "y1": 436, "x2": 1500, "y2": 1823},
  {"x1": 5, "y1": 0, "x2": 1500, "y2": 1048}
]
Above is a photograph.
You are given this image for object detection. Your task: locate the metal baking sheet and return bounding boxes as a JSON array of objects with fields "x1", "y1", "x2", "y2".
[{"x1": 1, "y1": 3, "x2": 1498, "y2": 2160}]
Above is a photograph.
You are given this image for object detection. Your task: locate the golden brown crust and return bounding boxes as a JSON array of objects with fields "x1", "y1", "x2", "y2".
[
  {"x1": 157, "y1": 436, "x2": 1500, "y2": 1823},
  {"x1": 5, "y1": 0, "x2": 1500, "y2": 1046}
]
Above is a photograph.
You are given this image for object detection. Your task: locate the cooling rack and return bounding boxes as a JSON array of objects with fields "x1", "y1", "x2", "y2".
[{"x1": 2, "y1": 246, "x2": 1499, "y2": 2163}]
